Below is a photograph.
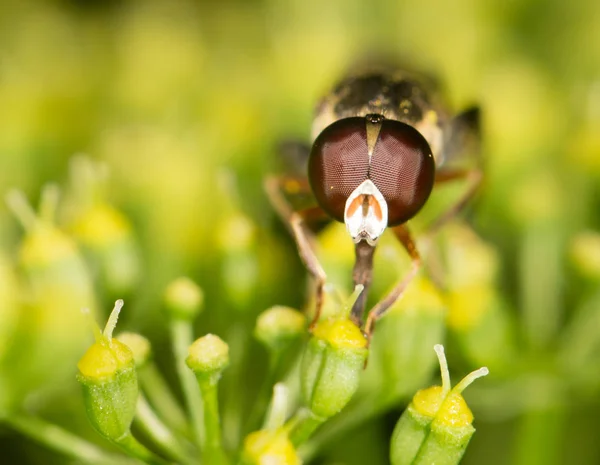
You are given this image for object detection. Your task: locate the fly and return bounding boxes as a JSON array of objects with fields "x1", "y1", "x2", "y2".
[{"x1": 266, "y1": 64, "x2": 482, "y2": 340}]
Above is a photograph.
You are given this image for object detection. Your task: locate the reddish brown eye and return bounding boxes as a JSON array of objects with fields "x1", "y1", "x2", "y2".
[
  {"x1": 308, "y1": 117, "x2": 369, "y2": 222},
  {"x1": 370, "y1": 120, "x2": 435, "y2": 225},
  {"x1": 309, "y1": 116, "x2": 435, "y2": 227}
]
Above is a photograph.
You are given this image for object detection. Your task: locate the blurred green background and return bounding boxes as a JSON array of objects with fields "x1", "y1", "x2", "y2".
[{"x1": 0, "y1": 0, "x2": 599, "y2": 464}]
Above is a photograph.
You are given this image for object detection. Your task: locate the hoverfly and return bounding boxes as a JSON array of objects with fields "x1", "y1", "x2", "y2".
[{"x1": 266, "y1": 64, "x2": 481, "y2": 340}]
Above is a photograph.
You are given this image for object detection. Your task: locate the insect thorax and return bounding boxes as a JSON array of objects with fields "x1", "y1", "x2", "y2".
[{"x1": 311, "y1": 69, "x2": 447, "y2": 162}]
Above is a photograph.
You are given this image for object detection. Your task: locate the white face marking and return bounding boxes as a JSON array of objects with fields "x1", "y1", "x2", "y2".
[{"x1": 344, "y1": 180, "x2": 388, "y2": 246}]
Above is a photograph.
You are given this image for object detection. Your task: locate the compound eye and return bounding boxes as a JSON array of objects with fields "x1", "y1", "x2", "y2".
[
  {"x1": 308, "y1": 117, "x2": 369, "y2": 222},
  {"x1": 370, "y1": 120, "x2": 435, "y2": 225}
]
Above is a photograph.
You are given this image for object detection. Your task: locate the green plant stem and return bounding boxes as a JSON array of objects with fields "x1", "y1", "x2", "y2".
[
  {"x1": 299, "y1": 395, "x2": 395, "y2": 461},
  {"x1": 521, "y1": 223, "x2": 563, "y2": 350},
  {"x1": 198, "y1": 377, "x2": 229, "y2": 465},
  {"x1": 170, "y1": 318, "x2": 205, "y2": 448},
  {"x1": 559, "y1": 288, "x2": 600, "y2": 369},
  {"x1": 287, "y1": 408, "x2": 326, "y2": 447},
  {"x1": 115, "y1": 431, "x2": 169, "y2": 465},
  {"x1": 513, "y1": 406, "x2": 566, "y2": 465},
  {"x1": 134, "y1": 394, "x2": 197, "y2": 465},
  {"x1": 139, "y1": 361, "x2": 190, "y2": 436},
  {"x1": 222, "y1": 322, "x2": 248, "y2": 448},
  {"x1": 244, "y1": 350, "x2": 282, "y2": 433},
  {"x1": 5, "y1": 414, "x2": 121, "y2": 464}
]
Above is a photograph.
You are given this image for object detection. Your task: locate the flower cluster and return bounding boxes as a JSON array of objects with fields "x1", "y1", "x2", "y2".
[
  {"x1": 5, "y1": 150, "x2": 600, "y2": 465},
  {"x1": 0, "y1": 158, "x2": 493, "y2": 464}
]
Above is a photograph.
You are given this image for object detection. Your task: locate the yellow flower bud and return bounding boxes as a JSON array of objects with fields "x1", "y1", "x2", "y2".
[
  {"x1": 164, "y1": 277, "x2": 204, "y2": 321},
  {"x1": 186, "y1": 334, "x2": 230, "y2": 378},
  {"x1": 77, "y1": 301, "x2": 139, "y2": 442},
  {"x1": 116, "y1": 332, "x2": 151, "y2": 369},
  {"x1": 242, "y1": 429, "x2": 301, "y2": 465},
  {"x1": 390, "y1": 345, "x2": 488, "y2": 465},
  {"x1": 302, "y1": 314, "x2": 368, "y2": 420},
  {"x1": 255, "y1": 306, "x2": 306, "y2": 351},
  {"x1": 5, "y1": 187, "x2": 97, "y2": 399}
]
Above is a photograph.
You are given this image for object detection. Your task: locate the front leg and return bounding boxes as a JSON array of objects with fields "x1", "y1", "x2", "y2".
[
  {"x1": 426, "y1": 168, "x2": 483, "y2": 236},
  {"x1": 426, "y1": 105, "x2": 483, "y2": 237},
  {"x1": 264, "y1": 175, "x2": 328, "y2": 329},
  {"x1": 364, "y1": 224, "x2": 421, "y2": 341}
]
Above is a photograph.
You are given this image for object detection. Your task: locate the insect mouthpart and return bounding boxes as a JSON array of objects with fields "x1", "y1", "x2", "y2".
[{"x1": 344, "y1": 179, "x2": 388, "y2": 246}]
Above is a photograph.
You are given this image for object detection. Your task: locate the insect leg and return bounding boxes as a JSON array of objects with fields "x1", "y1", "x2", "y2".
[
  {"x1": 418, "y1": 107, "x2": 483, "y2": 286},
  {"x1": 264, "y1": 175, "x2": 328, "y2": 329},
  {"x1": 426, "y1": 106, "x2": 483, "y2": 236},
  {"x1": 425, "y1": 168, "x2": 483, "y2": 236},
  {"x1": 364, "y1": 224, "x2": 421, "y2": 341}
]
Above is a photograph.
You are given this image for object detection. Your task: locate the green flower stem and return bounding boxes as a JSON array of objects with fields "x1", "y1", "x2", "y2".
[
  {"x1": 299, "y1": 396, "x2": 391, "y2": 461},
  {"x1": 197, "y1": 377, "x2": 229, "y2": 465},
  {"x1": 559, "y1": 289, "x2": 600, "y2": 370},
  {"x1": 5, "y1": 189, "x2": 38, "y2": 231},
  {"x1": 38, "y1": 183, "x2": 60, "y2": 222},
  {"x1": 139, "y1": 361, "x2": 190, "y2": 436},
  {"x1": 115, "y1": 431, "x2": 169, "y2": 465},
  {"x1": 287, "y1": 408, "x2": 326, "y2": 447},
  {"x1": 521, "y1": 224, "x2": 563, "y2": 350},
  {"x1": 244, "y1": 350, "x2": 282, "y2": 433},
  {"x1": 513, "y1": 406, "x2": 566, "y2": 465},
  {"x1": 170, "y1": 319, "x2": 205, "y2": 447},
  {"x1": 5, "y1": 414, "x2": 122, "y2": 464},
  {"x1": 134, "y1": 394, "x2": 197, "y2": 465},
  {"x1": 222, "y1": 323, "x2": 248, "y2": 447}
]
